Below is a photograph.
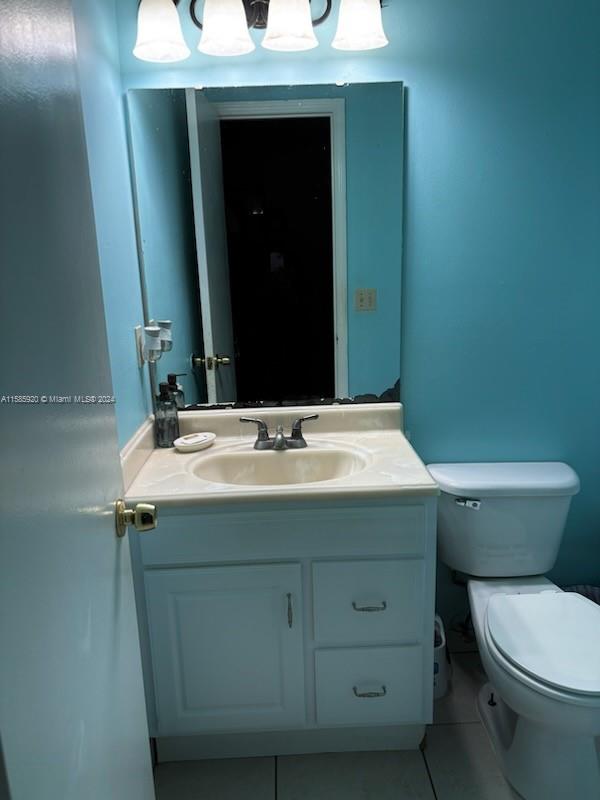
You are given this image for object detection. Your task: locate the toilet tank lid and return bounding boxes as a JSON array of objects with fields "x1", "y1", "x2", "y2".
[{"x1": 427, "y1": 462, "x2": 580, "y2": 497}]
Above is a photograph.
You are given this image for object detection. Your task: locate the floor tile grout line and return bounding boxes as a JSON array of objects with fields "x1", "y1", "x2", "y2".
[{"x1": 420, "y1": 748, "x2": 439, "y2": 800}]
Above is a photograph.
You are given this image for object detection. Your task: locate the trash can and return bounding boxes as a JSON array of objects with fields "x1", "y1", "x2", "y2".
[{"x1": 433, "y1": 614, "x2": 451, "y2": 699}]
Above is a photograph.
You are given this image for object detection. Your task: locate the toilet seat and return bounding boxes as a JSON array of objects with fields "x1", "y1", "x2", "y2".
[{"x1": 485, "y1": 592, "x2": 600, "y2": 696}]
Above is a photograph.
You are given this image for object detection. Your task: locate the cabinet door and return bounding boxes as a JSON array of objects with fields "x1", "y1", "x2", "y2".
[{"x1": 145, "y1": 564, "x2": 305, "y2": 734}]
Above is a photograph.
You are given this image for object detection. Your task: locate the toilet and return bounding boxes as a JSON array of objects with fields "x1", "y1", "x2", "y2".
[{"x1": 428, "y1": 461, "x2": 600, "y2": 800}]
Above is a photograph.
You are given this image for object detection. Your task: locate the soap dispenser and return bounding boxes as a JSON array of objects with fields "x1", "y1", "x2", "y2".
[
  {"x1": 155, "y1": 382, "x2": 180, "y2": 448},
  {"x1": 167, "y1": 373, "x2": 186, "y2": 410}
]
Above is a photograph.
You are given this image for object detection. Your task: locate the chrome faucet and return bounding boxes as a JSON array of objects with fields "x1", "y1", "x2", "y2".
[
  {"x1": 273, "y1": 425, "x2": 287, "y2": 451},
  {"x1": 289, "y1": 414, "x2": 319, "y2": 447},
  {"x1": 240, "y1": 415, "x2": 319, "y2": 451},
  {"x1": 239, "y1": 417, "x2": 271, "y2": 450}
]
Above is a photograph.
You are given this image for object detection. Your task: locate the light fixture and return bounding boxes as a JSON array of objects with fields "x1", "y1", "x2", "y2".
[
  {"x1": 262, "y1": 0, "x2": 318, "y2": 52},
  {"x1": 133, "y1": 0, "x2": 191, "y2": 63},
  {"x1": 332, "y1": 0, "x2": 389, "y2": 51},
  {"x1": 133, "y1": 0, "x2": 388, "y2": 63},
  {"x1": 198, "y1": 0, "x2": 255, "y2": 56}
]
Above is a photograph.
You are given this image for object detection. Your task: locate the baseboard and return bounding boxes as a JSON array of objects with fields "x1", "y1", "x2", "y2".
[{"x1": 156, "y1": 724, "x2": 425, "y2": 762}]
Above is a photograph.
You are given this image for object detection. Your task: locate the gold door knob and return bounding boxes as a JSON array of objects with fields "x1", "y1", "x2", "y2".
[
  {"x1": 115, "y1": 500, "x2": 158, "y2": 538},
  {"x1": 191, "y1": 353, "x2": 230, "y2": 370}
]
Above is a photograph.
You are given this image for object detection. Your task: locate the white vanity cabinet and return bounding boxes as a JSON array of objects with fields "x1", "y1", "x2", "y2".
[
  {"x1": 135, "y1": 498, "x2": 437, "y2": 759},
  {"x1": 145, "y1": 564, "x2": 306, "y2": 734}
]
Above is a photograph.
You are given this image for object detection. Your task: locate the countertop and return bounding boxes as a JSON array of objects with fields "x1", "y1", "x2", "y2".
[{"x1": 124, "y1": 404, "x2": 439, "y2": 508}]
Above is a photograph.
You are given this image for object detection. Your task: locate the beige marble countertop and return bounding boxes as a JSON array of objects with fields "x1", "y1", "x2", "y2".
[{"x1": 124, "y1": 403, "x2": 439, "y2": 507}]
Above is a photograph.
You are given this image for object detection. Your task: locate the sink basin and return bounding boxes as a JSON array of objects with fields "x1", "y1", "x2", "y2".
[{"x1": 191, "y1": 448, "x2": 368, "y2": 486}]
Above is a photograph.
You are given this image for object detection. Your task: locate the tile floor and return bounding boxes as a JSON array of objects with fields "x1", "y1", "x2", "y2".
[{"x1": 154, "y1": 631, "x2": 518, "y2": 799}]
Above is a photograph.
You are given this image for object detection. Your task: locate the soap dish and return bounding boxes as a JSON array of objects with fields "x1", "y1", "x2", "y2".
[{"x1": 174, "y1": 432, "x2": 216, "y2": 453}]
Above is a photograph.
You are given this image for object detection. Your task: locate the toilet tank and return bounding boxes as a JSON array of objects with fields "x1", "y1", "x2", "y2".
[{"x1": 427, "y1": 462, "x2": 580, "y2": 577}]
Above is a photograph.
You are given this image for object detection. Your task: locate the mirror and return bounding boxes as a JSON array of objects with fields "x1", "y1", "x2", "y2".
[{"x1": 127, "y1": 82, "x2": 404, "y2": 409}]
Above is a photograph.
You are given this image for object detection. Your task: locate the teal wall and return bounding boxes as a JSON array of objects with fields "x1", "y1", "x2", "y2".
[
  {"x1": 73, "y1": 0, "x2": 150, "y2": 448},
  {"x1": 398, "y1": 1, "x2": 600, "y2": 593},
  {"x1": 127, "y1": 89, "x2": 205, "y2": 406},
  {"x1": 110, "y1": 2, "x2": 599, "y2": 588},
  {"x1": 205, "y1": 84, "x2": 404, "y2": 396}
]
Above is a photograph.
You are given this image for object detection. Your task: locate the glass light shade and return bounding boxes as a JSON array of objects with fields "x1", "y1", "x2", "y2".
[
  {"x1": 133, "y1": 0, "x2": 191, "y2": 63},
  {"x1": 261, "y1": 0, "x2": 318, "y2": 52},
  {"x1": 198, "y1": 0, "x2": 255, "y2": 56},
  {"x1": 332, "y1": 0, "x2": 389, "y2": 51}
]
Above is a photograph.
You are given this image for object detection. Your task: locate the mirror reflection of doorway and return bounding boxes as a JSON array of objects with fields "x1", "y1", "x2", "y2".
[
  {"x1": 220, "y1": 117, "x2": 334, "y2": 402},
  {"x1": 127, "y1": 84, "x2": 405, "y2": 412}
]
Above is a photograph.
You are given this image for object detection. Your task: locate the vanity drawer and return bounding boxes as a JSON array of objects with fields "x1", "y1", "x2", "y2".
[
  {"x1": 312, "y1": 560, "x2": 424, "y2": 644},
  {"x1": 314, "y1": 646, "x2": 423, "y2": 726}
]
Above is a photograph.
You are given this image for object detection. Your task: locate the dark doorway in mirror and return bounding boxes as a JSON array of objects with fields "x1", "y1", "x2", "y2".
[{"x1": 220, "y1": 117, "x2": 335, "y2": 401}]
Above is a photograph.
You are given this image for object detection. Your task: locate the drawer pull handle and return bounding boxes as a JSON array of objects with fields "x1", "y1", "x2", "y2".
[
  {"x1": 352, "y1": 601, "x2": 387, "y2": 613},
  {"x1": 287, "y1": 593, "x2": 293, "y2": 628},
  {"x1": 353, "y1": 685, "x2": 387, "y2": 699}
]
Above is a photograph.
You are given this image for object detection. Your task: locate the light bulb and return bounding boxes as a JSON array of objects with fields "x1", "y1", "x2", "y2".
[
  {"x1": 198, "y1": 0, "x2": 255, "y2": 57},
  {"x1": 262, "y1": 0, "x2": 318, "y2": 52},
  {"x1": 133, "y1": 0, "x2": 191, "y2": 63},
  {"x1": 332, "y1": 0, "x2": 389, "y2": 51}
]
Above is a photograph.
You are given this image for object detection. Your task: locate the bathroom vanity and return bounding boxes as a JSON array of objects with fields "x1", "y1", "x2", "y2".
[{"x1": 124, "y1": 404, "x2": 438, "y2": 760}]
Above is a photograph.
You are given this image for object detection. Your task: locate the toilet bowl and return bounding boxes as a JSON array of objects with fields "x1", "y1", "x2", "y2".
[
  {"x1": 469, "y1": 579, "x2": 600, "y2": 799},
  {"x1": 427, "y1": 462, "x2": 600, "y2": 800}
]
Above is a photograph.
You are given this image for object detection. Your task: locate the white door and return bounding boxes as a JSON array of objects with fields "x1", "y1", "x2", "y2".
[
  {"x1": 0, "y1": 4, "x2": 155, "y2": 798},
  {"x1": 145, "y1": 564, "x2": 306, "y2": 734},
  {"x1": 186, "y1": 90, "x2": 237, "y2": 403}
]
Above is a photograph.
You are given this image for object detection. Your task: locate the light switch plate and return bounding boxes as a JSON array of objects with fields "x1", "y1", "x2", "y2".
[{"x1": 354, "y1": 288, "x2": 377, "y2": 312}]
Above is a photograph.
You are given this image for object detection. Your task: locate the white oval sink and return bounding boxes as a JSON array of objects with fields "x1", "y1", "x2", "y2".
[{"x1": 192, "y1": 448, "x2": 368, "y2": 486}]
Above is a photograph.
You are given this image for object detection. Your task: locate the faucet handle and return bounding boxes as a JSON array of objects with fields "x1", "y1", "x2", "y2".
[
  {"x1": 291, "y1": 414, "x2": 319, "y2": 439},
  {"x1": 240, "y1": 417, "x2": 270, "y2": 441}
]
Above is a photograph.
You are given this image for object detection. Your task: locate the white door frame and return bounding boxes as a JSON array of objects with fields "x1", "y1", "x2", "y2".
[
  {"x1": 214, "y1": 99, "x2": 348, "y2": 398},
  {"x1": 186, "y1": 89, "x2": 238, "y2": 404}
]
